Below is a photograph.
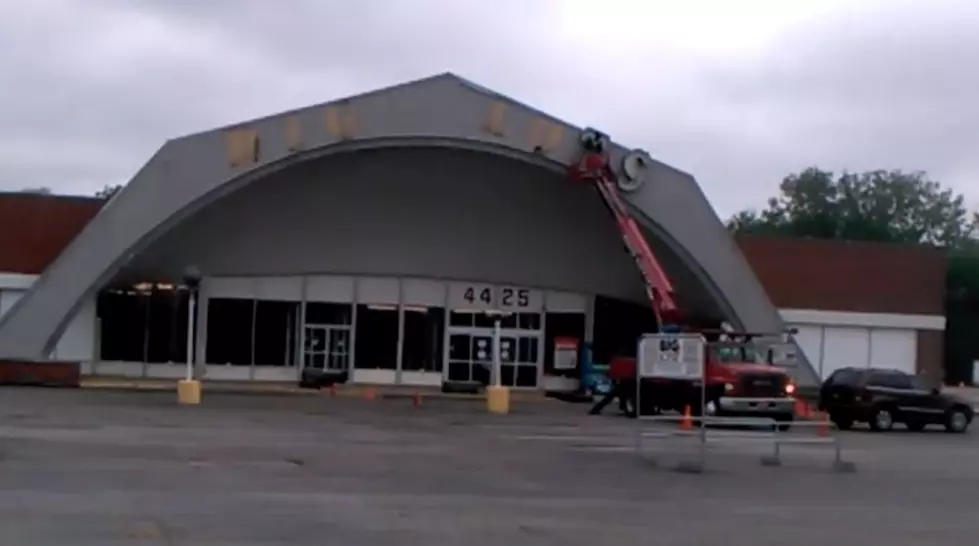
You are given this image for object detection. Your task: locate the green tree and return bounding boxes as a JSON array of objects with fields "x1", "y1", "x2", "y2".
[
  {"x1": 728, "y1": 167, "x2": 977, "y2": 247},
  {"x1": 730, "y1": 167, "x2": 979, "y2": 384}
]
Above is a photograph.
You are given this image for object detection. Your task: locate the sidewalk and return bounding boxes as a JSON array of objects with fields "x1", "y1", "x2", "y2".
[{"x1": 79, "y1": 376, "x2": 551, "y2": 402}]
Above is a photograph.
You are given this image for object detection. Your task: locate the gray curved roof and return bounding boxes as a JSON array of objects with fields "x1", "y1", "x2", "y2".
[{"x1": 0, "y1": 72, "x2": 817, "y2": 384}]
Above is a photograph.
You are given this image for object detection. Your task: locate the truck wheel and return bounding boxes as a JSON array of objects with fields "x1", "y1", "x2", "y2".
[{"x1": 621, "y1": 396, "x2": 637, "y2": 418}]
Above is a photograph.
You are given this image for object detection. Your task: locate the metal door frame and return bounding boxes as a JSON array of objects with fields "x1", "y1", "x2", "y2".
[
  {"x1": 303, "y1": 323, "x2": 352, "y2": 372},
  {"x1": 442, "y1": 325, "x2": 543, "y2": 389}
]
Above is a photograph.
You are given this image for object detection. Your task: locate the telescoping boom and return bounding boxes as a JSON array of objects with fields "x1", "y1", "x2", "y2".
[{"x1": 567, "y1": 130, "x2": 680, "y2": 329}]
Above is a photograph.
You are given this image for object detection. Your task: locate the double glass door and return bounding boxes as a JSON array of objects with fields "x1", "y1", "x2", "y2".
[
  {"x1": 446, "y1": 330, "x2": 541, "y2": 388},
  {"x1": 303, "y1": 324, "x2": 350, "y2": 372}
]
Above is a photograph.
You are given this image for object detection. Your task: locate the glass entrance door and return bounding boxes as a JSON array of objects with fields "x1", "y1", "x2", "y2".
[
  {"x1": 303, "y1": 324, "x2": 351, "y2": 372},
  {"x1": 499, "y1": 335, "x2": 540, "y2": 388},
  {"x1": 445, "y1": 330, "x2": 541, "y2": 388}
]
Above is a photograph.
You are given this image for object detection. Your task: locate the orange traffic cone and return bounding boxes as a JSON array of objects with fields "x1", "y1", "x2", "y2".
[
  {"x1": 680, "y1": 405, "x2": 693, "y2": 430},
  {"x1": 412, "y1": 391, "x2": 422, "y2": 408},
  {"x1": 794, "y1": 398, "x2": 810, "y2": 419},
  {"x1": 817, "y1": 412, "x2": 829, "y2": 437},
  {"x1": 364, "y1": 386, "x2": 376, "y2": 401}
]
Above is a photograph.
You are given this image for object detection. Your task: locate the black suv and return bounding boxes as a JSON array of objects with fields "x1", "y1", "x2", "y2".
[{"x1": 818, "y1": 367, "x2": 973, "y2": 433}]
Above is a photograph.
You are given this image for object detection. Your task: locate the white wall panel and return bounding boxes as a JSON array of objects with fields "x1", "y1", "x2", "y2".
[
  {"x1": 402, "y1": 278, "x2": 445, "y2": 307},
  {"x1": 204, "y1": 277, "x2": 256, "y2": 299},
  {"x1": 253, "y1": 276, "x2": 302, "y2": 301},
  {"x1": 357, "y1": 276, "x2": 400, "y2": 305},
  {"x1": 52, "y1": 295, "x2": 96, "y2": 361},
  {"x1": 870, "y1": 329, "x2": 917, "y2": 374},
  {"x1": 821, "y1": 326, "x2": 870, "y2": 377},
  {"x1": 545, "y1": 291, "x2": 587, "y2": 313},
  {"x1": 790, "y1": 324, "x2": 825, "y2": 378},
  {"x1": 0, "y1": 289, "x2": 24, "y2": 319},
  {"x1": 305, "y1": 275, "x2": 354, "y2": 303}
]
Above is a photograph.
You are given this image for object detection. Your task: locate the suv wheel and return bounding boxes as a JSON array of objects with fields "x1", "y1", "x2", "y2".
[
  {"x1": 945, "y1": 408, "x2": 970, "y2": 433},
  {"x1": 869, "y1": 406, "x2": 895, "y2": 432}
]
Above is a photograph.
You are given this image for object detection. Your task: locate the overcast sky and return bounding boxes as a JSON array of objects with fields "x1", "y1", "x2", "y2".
[{"x1": 1, "y1": 0, "x2": 977, "y2": 218}]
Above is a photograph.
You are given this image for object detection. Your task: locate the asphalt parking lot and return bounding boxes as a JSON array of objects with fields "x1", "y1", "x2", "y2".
[{"x1": 1, "y1": 388, "x2": 976, "y2": 545}]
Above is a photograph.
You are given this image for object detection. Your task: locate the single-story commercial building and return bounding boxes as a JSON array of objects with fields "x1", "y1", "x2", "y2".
[{"x1": 0, "y1": 74, "x2": 947, "y2": 389}]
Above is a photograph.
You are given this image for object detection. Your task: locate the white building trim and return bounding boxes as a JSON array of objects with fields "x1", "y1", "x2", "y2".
[
  {"x1": 780, "y1": 308, "x2": 945, "y2": 331},
  {"x1": 0, "y1": 273, "x2": 38, "y2": 290}
]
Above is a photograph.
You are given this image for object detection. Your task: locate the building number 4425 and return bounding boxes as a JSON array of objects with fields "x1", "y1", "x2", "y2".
[{"x1": 463, "y1": 287, "x2": 531, "y2": 308}]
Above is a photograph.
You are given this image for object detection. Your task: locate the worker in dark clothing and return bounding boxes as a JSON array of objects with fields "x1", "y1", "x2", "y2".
[{"x1": 588, "y1": 377, "x2": 634, "y2": 416}]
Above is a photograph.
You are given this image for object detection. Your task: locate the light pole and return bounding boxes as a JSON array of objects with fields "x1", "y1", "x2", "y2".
[
  {"x1": 178, "y1": 266, "x2": 202, "y2": 405},
  {"x1": 484, "y1": 310, "x2": 511, "y2": 414}
]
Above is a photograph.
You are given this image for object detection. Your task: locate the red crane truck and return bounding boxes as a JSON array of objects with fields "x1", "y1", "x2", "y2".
[{"x1": 570, "y1": 130, "x2": 797, "y2": 426}]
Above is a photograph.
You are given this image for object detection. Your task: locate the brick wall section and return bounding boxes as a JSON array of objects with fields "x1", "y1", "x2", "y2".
[
  {"x1": 916, "y1": 330, "x2": 945, "y2": 382},
  {"x1": 737, "y1": 234, "x2": 948, "y2": 379},
  {"x1": 0, "y1": 193, "x2": 103, "y2": 275},
  {"x1": 0, "y1": 360, "x2": 80, "y2": 387},
  {"x1": 735, "y1": 234, "x2": 947, "y2": 315}
]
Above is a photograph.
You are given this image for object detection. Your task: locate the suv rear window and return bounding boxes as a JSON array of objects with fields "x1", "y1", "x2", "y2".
[
  {"x1": 868, "y1": 371, "x2": 913, "y2": 390},
  {"x1": 827, "y1": 369, "x2": 861, "y2": 386}
]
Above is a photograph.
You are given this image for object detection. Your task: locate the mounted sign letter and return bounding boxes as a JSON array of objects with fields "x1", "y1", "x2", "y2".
[
  {"x1": 284, "y1": 116, "x2": 304, "y2": 152},
  {"x1": 324, "y1": 105, "x2": 357, "y2": 140},
  {"x1": 618, "y1": 149, "x2": 651, "y2": 192},
  {"x1": 225, "y1": 127, "x2": 261, "y2": 168},
  {"x1": 483, "y1": 100, "x2": 507, "y2": 137},
  {"x1": 527, "y1": 118, "x2": 564, "y2": 153}
]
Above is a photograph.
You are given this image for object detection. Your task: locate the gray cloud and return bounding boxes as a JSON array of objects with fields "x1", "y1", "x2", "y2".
[{"x1": 0, "y1": 0, "x2": 976, "y2": 217}]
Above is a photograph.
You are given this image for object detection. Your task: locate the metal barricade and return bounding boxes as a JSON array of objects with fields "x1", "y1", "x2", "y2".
[
  {"x1": 773, "y1": 419, "x2": 856, "y2": 473},
  {"x1": 632, "y1": 333, "x2": 855, "y2": 473},
  {"x1": 635, "y1": 414, "x2": 856, "y2": 473}
]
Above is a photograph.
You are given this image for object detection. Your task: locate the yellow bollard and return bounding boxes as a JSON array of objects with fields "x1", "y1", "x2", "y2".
[
  {"x1": 486, "y1": 385, "x2": 510, "y2": 414},
  {"x1": 177, "y1": 379, "x2": 202, "y2": 405}
]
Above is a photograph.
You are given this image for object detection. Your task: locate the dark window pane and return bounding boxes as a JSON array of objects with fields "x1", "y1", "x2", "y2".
[
  {"x1": 402, "y1": 307, "x2": 445, "y2": 372},
  {"x1": 516, "y1": 365, "x2": 538, "y2": 387},
  {"x1": 450, "y1": 311, "x2": 474, "y2": 327},
  {"x1": 449, "y1": 334, "x2": 471, "y2": 360},
  {"x1": 474, "y1": 313, "x2": 495, "y2": 328},
  {"x1": 501, "y1": 364, "x2": 516, "y2": 386},
  {"x1": 205, "y1": 298, "x2": 254, "y2": 365},
  {"x1": 518, "y1": 337, "x2": 539, "y2": 364},
  {"x1": 354, "y1": 305, "x2": 398, "y2": 370},
  {"x1": 518, "y1": 313, "x2": 541, "y2": 331},
  {"x1": 305, "y1": 302, "x2": 352, "y2": 325},
  {"x1": 447, "y1": 361, "x2": 471, "y2": 382},
  {"x1": 254, "y1": 300, "x2": 298, "y2": 366},
  {"x1": 97, "y1": 290, "x2": 151, "y2": 362}
]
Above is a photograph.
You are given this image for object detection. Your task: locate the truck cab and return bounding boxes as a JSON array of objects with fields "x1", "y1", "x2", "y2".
[
  {"x1": 701, "y1": 338, "x2": 796, "y2": 423},
  {"x1": 625, "y1": 331, "x2": 797, "y2": 427}
]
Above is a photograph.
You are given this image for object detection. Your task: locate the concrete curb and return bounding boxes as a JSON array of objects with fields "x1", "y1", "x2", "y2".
[{"x1": 78, "y1": 377, "x2": 552, "y2": 403}]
